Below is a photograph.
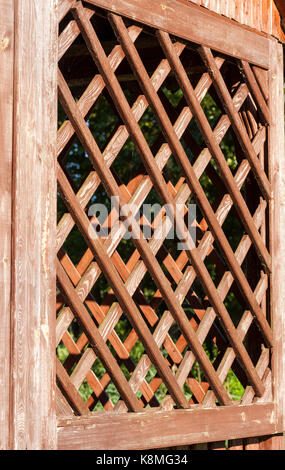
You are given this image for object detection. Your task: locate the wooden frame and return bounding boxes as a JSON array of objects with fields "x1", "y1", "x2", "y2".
[
  {"x1": 54, "y1": 0, "x2": 285, "y2": 450},
  {"x1": 0, "y1": 0, "x2": 284, "y2": 450},
  {"x1": 0, "y1": 0, "x2": 58, "y2": 450},
  {"x1": 268, "y1": 39, "x2": 285, "y2": 435},
  {"x1": 57, "y1": 403, "x2": 275, "y2": 450}
]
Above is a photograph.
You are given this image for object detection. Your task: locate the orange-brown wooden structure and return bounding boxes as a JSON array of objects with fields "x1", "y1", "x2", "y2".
[{"x1": 0, "y1": 0, "x2": 285, "y2": 450}]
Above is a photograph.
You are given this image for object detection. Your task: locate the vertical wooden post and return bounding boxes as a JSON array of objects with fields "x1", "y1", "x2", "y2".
[
  {"x1": 269, "y1": 38, "x2": 285, "y2": 446},
  {"x1": 9, "y1": 0, "x2": 58, "y2": 449},
  {"x1": 0, "y1": 0, "x2": 14, "y2": 450}
]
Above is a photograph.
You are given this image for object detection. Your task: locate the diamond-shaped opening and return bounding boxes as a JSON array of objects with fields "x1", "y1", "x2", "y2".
[
  {"x1": 111, "y1": 138, "x2": 144, "y2": 187},
  {"x1": 201, "y1": 91, "x2": 223, "y2": 130},
  {"x1": 88, "y1": 91, "x2": 121, "y2": 151},
  {"x1": 59, "y1": 31, "x2": 102, "y2": 100},
  {"x1": 223, "y1": 369, "x2": 245, "y2": 402},
  {"x1": 78, "y1": 379, "x2": 93, "y2": 403},
  {"x1": 90, "y1": 271, "x2": 113, "y2": 311},
  {"x1": 219, "y1": 128, "x2": 240, "y2": 174},
  {"x1": 243, "y1": 321, "x2": 267, "y2": 366},
  {"x1": 59, "y1": 10, "x2": 74, "y2": 34},
  {"x1": 113, "y1": 316, "x2": 133, "y2": 344},
  {"x1": 214, "y1": 205, "x2": 245, "y2": 253},
  {"x1": 163, "y1": 153, "x2": 184, "y2": 187},
  {"x1": 67, "y1": 318, "x2": 84, "y2": 345},
  {"x1": 224, "y1": 289, "x2": 245, "y2": 327},
  {"x1": 219, "y1": 58, "x2": 245, "y2": 101},
  {"x1": 138, "y1": 105, "x2": 162, "y2": 148},
  {"x1": 57, "y1": 340, "x2": 69, "y2": 365},
  {"x1": 60, "y1": 224, "x2": 89, "y2": 267},
  {"x1": 60, "y1": 137, "x2": 94, "y2": 191}
]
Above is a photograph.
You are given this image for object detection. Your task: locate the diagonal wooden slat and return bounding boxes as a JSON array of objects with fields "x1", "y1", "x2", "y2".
[
  {"x1": 240, "y1": 60, "x2": 270, "y2": 125},
  {"x1": 56, "y1": 357, "x2": 91, "y2": 415}
]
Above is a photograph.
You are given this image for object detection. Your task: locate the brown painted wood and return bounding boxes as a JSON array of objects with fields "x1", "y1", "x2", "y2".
[
  {"x1": 57, "y1": 403, "x2": 276, "y2": 449},
  {"x1": 240, "y1": 60, "x2": 270, "y2": 125},
  {"x1": 61, "y1": 65, "x2": 229, "y2": 409},
  {"x1": 111, "y1": 15, "x2": 272, "y2": 356},
  {"x1": 84, "y1": 0, "x2": 270, "y2": 68},
  {"x1": 0, "y1": 0, "x2": 13, "y2": 450},
  {"x1": 268, "y1": 39, "x2": 285, "y2": 435},
  {"x1": 54, "y1": 0, "x2": 283, "y2": 449},
  {"x1": 58, "y1": 39, "x2": 232, "y2": 405},
  {"x1": 72, "y1": 4, "x2": 268, "y2": 401},
  {"x1": 9, "y1": 0, "x2": 58, "y2": 449}
]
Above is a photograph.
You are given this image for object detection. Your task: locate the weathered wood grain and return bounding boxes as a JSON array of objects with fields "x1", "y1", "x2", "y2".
[
  {"x1": 57, "y1": 403, "x2": 276, "y2": 450},
  {"x1": 268, "y1": 39, "x2": 285, "y2": 435},
  {"x1": 85, "y1": 0, "x2": 270, "y2": 67},
  {"x1": 10, "y1": 0, "x2": 58, "y2": 449},
  {"x1": 0, "y1": 0, "x2": 13, "y2": 450}
]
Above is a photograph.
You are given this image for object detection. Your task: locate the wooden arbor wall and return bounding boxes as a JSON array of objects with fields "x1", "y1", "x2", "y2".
[{"x1": 0, "y1": 0, "x2": 284, "y2": 450}]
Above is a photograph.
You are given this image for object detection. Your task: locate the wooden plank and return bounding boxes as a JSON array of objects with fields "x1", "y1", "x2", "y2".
[
  {"x1": 57, "y1": 403, "x2": 276, "y2": 450},
  {"x1": 0, "y1": 0, "x2": 13, "y2": 450},
  {"x1": 10, "y1": 0, "x2": 58, "y2": 449},
  {"x1": 84, "y1": 0, "x2": 270, "y2": 68},
  {"x1": 252, "y1": 65, "x2": 269, "y2": 102},
  {"x1": 268, "y1": 39, "x2": 285, "y2": 435}
]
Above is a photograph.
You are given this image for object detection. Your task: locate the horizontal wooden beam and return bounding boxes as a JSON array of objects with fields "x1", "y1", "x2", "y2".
[
  {"x1": 57, "y1": 403, "x2": 276, "y2": 450},
  {"x1": 85, "y1": 0, "x2": 270, "y2": 68}
]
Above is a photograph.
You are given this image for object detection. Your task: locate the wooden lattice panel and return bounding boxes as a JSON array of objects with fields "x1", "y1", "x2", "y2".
[{"x1": 56, "y1": 1, "x2": 273, "y2": 417}]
